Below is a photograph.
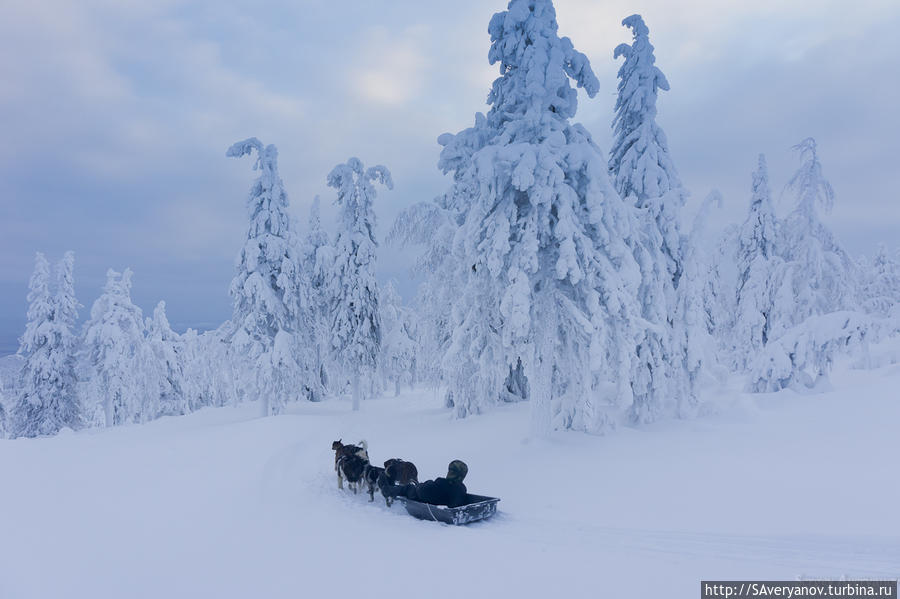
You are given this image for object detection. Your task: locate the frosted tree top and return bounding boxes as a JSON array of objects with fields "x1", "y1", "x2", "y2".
[
  {"x1": 787, "y1": 137, "x2": 835, "y2": 219},
  {"x1": 227, "y1": 137, "x2": 279, "y2": 177},
  {"x1": 610, "y1": 13, "x2": 681, "y2": 204},
  {"x1": 327, "y1": 157, "x2": 393, "y2": 242},
  {"x1": 613, "y1": 14, "x2": 670, "y2": 108},
  {"x1": 485, "y1": 0, "x2": 599, "y2": 131}
]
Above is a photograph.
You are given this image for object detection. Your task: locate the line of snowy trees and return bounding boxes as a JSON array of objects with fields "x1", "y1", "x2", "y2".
[
  {"x1": 3, "y1": 0, "x2": 899, "y2": 439},
  {"x1": 1, "y1": 141, "x2": 414, "y2": 437},
  {"x1": 713, "y1": 140, "x2": 900, "y2": 392},
  {"x1": 2, "y1": 254, "x2": 241, "y2": 438}
]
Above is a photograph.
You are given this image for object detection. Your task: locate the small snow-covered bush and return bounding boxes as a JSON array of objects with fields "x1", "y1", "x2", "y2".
[{"x1": 747, "y1": 311, "x2": 889, "y2": 392}]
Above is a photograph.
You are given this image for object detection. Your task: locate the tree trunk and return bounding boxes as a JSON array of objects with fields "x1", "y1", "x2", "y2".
[
  {"x1": 528, "y1": 293, "x2": 556, "y2": 437},
  {"x1": 528, "y1": 356, "x2": 552, "y2": 438},
  {"x1": 104, "y1": 388, "x2": 113, "y2": 428},
  {"x1": 351, "y1": 376, "x2": 361, "y2": 411}
]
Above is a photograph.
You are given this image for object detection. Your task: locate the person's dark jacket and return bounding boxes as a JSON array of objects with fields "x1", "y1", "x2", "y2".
[{"x1": 393, "y1": 477, "x2": 468, "y2": 508}]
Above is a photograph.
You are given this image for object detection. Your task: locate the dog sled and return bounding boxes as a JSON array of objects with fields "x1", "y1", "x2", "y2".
[{"x1": 395, "y1": 494, "x2": 500, "y2": 525}]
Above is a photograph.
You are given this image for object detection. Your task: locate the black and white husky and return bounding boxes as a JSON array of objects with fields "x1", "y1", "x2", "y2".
[{"x1": 332, "y1": 439, "x2": 369, "y2": 491}]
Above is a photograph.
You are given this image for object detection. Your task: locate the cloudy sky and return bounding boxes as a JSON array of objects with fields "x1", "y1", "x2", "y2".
[{"x1": 1, "y1": 0, "x2": 898, "y2": 354}]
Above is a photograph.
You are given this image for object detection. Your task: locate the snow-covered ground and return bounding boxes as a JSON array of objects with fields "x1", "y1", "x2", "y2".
[{"x1": 1, "y1": 358, "x2": 898, "y2": 598}]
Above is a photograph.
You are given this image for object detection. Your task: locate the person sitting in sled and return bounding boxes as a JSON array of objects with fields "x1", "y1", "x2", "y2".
[{"x1": 386, "y1": 460, "x2": 468, "y2": 508}]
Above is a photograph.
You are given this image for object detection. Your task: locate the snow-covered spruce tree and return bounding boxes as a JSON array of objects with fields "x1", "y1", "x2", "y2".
[
  {"x1": 769, "y1": 138, "x2": 856, "y2": 339},
  {"x1": 379, "y1": 281, "x2": 417, "y2": 396},
  {"x1": 860, "y1": 244, "x2": 900, "y2": 316},
  {"x1": 747, "y1": 140, "x2": 864, "y2": 392},
  {"x1": 181, "y1": 327, "x2": 237, "y2": 411},
  {"x1": 179, "y1": 328, "x2": 206, "y2": 412},
  {"x1": 326, "y1": 158, "x2": 392, "y2": 411},
  {"x1": 82, "y1": 269, "x2": 157, "y2": 426},
  {"x1": 11, "y1": 252, "x2": 81, "y2": 437},
  {"x1": 390, "y1": 113, "x2": 532, "y2": 401},
  {"x1": 394, "y1": 117, "x2": 567, "y2": 406},
  {"x1": 731, "y1": 155, "x2": 782, "y2": 369},
  {"x1": 712, "y1": 222, "x2": 740, "y2": 335},
  {"x1": 389, "y1": 201, "x2": 464, "y2": 392},
  {"x1": 437, "y1": 0, "x2": 645, "y2": 434},
  {"x1": 678, "y1": 191, "x2": 730, "y2": 387},
  {"x1": 609, "y1": 14, "x2": 693, "y2": 421},
  {"x1": 146, "y1": 301, "x2": 186, "y2": 416},
  {"x1": 52, "y1": 251, "x2": 81, "y2": 422},
  {"x1": 388, "y1": 133, "x2": 484, "y2": 394},
  {"x1": 0, "y1": 388, "x2": 6, "y2": 438},
  {"x1": 609, "y1": 14, "x2": 683, "y2": 281},
  {"x1": 299, "y1": 197, "x2": 333, "y2": 400},
  {"x1": 227, "y1": 138, "x2": 309, "y2": 416}
]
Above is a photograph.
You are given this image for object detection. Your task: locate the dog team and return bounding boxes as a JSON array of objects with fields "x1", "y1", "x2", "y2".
[
  {"x1": 331, "y1": 439, "x2": 470, "y2": 508},
  {"x1": 331, "y1": 439, "x2": 419, "y2": 506}
]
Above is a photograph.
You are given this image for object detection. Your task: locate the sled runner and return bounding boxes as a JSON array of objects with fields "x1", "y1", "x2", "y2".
[{"x1": 395, "y1": 494, "x2": 500, "y2": 525}]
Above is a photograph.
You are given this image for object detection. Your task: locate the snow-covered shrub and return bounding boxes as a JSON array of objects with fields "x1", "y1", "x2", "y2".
[
  {"x1": 859, "y1": 245, "x2": 900, "y2": 317},
  {"x1": 852, "y1": 306, "x2": 900, "y2": 369},
  {"x1": 748, "y1": 312, "x2": 875, "y2": 392}
]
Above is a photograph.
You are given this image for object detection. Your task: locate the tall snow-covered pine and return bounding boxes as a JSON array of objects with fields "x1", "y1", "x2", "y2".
[
  {"x1": 610, "y1": 14, "x2": 692, "y2": 421},
  {"x1": 731, "y1": 155, "x2": 781, "y2": 368},
  {"x1": 769, "y1": 138, "x2": 855, "y2": 339},
  {"x1": 440, "y1": 0, "x2": 645, "y2": 434},
  {"x1": 11, "y1": 252, "x2": 81, "y2": 437},
  {"x1": 327, "y1": 158, "x2": 392, "y2": 411},
  {"x1": 82, "y1": 269, "x2": 157, "y2": 426},
  {"x1": 146, "y1": 301, "x2": 186, "y2": 416},
  {"x1": 300, "y1": 196, "x2": 333, "y2": 399},
  {"x1": 227, "y1": 138, "x2": 307, "y2": 416},
  {"x1": 379, "y1": 281, "x2": 417, "y2": 396}
]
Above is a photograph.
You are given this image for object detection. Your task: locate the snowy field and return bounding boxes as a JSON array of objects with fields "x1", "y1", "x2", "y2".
[{"x1": 2, "y1": 355, "x2": 898, "y2": 599}]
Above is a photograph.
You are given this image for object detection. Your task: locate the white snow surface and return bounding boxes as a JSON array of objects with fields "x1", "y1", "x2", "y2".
[{"x1": 1, "y1": 358, "x2": 899, "y2": 598}]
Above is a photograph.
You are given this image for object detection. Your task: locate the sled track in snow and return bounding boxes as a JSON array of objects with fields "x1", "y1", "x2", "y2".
[{"x1": 489, "y1": 515, "x2": 900, "y2": 578}]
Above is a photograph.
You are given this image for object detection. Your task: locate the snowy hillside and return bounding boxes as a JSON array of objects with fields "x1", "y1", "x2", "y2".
[{"x1": 2, "y1": 355, "x2": 898, "y2": 598}]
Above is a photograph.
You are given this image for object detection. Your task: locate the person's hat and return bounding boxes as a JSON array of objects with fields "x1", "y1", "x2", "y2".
[{"x1": 447, "y1": 460, "x2": 468, "y2": 481}]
